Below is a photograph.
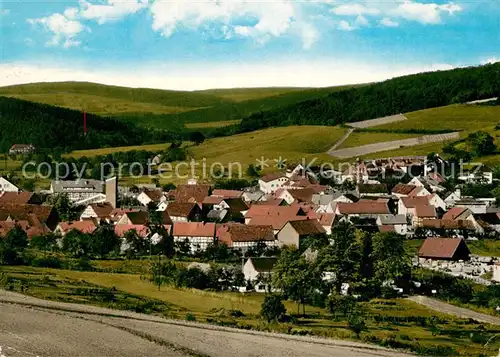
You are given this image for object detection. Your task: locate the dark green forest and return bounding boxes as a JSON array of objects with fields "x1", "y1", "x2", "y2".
[
  {"x1": 0, "y1": 97, "x2": 180, "y2": 152},
  {"x1": 238, "y1": 63, "x2": 500, "y2": 131}
]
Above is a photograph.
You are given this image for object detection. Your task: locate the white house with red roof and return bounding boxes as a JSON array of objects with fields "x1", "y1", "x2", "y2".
[{"x1": 258, "y1": 173, "x2": 289, "y2": 194}]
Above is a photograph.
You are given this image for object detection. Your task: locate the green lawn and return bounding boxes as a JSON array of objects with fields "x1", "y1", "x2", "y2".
[
  {"x1": 2, "y1": 265, "x2": 499, "y2": 356},
  {"x1": 468, "y1": 240, "x2": 500, "y2": 257}
]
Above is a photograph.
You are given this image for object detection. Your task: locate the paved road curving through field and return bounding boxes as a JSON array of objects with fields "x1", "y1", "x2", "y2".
[{"x1": 0, "y1": 290, "x2": 414, "y2": 357}]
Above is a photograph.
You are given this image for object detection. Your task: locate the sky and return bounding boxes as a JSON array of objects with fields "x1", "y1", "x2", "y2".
[{"x1": 0, "y1": 0, "x2": 499, "y2": 90}]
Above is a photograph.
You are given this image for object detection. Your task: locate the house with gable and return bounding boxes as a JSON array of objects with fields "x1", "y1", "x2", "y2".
[
  {"x1": 80, "y1": 202, "x2": 114, "y2": 222},
  {"x1": 166, "y1": 202, "x2": 202, "y2": 222},
  {"x1": 243, "y1": 257, "x2": 278, "y2": 292},
  {"x1": 277, "y1": 219, "x2": 326, "y2": 248},
  {"x1": 216, "y1": 223, "x2": 277, "y2": 252},
  {"x1": 442, "y1": 207, "x2": 484, "y2": 235},
  {"x1": 258, "y1": 173, "x2": 289, "y2": 194},
  {"x1": 418, "y1": 238, "x2": 471, "y2": 261},
  {"x1": 391, "y1": 184, "x2": 430, "y2": 198},
  {"x1": 172, "y1": 222, "x2": 216, "y2": 253},
  {"x1": 376, "y1": 214, "x2": 408, "y2": 235},
  {"x1": 137, "y1": 189, "x2": 166, "y2": 207},
  {"x1": 0, "y1": 177, "x2": 20, "y2": 192}
]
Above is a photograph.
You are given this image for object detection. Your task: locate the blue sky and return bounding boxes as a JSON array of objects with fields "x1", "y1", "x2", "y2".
[{"x1": 0, "y1": 0, "x2": 499, "y2": 89}]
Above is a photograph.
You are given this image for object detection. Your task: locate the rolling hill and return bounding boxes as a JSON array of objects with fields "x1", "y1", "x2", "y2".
[
  {"x1": 238, "y1": 62, "x2": 500, "y2": 132},
  {"x1": 0, "y1": 96, "x2": 177, "y2": 153},
  {"x1": 0, "y1": 82, "x2": 354, "y2": 130}
]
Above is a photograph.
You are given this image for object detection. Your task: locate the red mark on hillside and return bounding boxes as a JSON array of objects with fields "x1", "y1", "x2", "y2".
[{"x1": 83, "y1": 111, "x2": 87, "y2": 136}]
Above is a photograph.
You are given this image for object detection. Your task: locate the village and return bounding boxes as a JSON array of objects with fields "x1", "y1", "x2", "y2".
[{"x1": 0, "y1": 152, "x2": 499, "y2": 294}]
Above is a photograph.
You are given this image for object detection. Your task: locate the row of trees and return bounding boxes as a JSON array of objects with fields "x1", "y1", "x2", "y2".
[{"x1": 268, "y1": 223, "x2": 411, "y2": 316}]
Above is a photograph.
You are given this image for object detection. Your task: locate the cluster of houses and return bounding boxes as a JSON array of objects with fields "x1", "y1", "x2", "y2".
[{"x1": 0, "y1": 157, "x2": 498, "y2": 289}]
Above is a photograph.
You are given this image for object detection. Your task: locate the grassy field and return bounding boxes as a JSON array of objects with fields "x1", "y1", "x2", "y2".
[
  {"x1": 184, "y1": 120, "x2": 241, "y2": 129},
  {"x1": 339, "y1": 132, "x2": 422, "y2": 149},
  {"x1": 188, "y1": 126, "x2": 346, "y2": 166},
  {"x1": 0, "y1": 82, "x2": 352, "y2": 130},
  {"x1": 3, "y1": 93, "x2": 198, "y2": 116},
  {"x1": 2, "y1": 265, "x2": 499, "y2": 356},
  {"x1": 374, "y1": 104, "x2": 500, "y2": 132},
  {"x1": 68, "y1": 125, "x2": 347, "y2": 165}
]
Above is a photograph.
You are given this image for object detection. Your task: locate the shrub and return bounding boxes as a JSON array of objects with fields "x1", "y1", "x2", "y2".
[
  {"x1": 261, "y1": 294, "x2": 286, "y2": 322},
  {"x1": 186, "y1": 313, "x2": 197, "y2": 322},
  {"x1": 348, "y1": 313, "x2": 367, "y2": 338},
  {"x1": 30, "y1": 256, "x2": 62, "y2": 269}
]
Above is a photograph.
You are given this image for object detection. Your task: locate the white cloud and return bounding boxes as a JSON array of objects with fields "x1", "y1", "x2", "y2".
[
  {"x1": 338, "y1": 20, "x2": 356, "y2": 31},
  {"x1": 332, "y1": 4, "x2": 381, "y2": 16},
  {"x1": 1, "y1": 9, "x2": 10, "y2": 16},
  {"x1": 28, "y1": 13, "x2": 85, "y2": 48},
  {"x1": 298, "y1": 22, "x2": 319, "y2": 49},
  {"x1": 149, "y1": 0, "x2": 300, "y2": 45},
  {"x1": 354, "y1": 15, "x2": 369, "y2": 27},
  {"x1": 481, "y1": 57, "x2": 499, "y2": 65},
  {"x1": 380, "y1": 18, "x2": 399, "y2": 27},
  {"x1": 391, "y1": 1, "x2": 462, "y2": 24},
  {"x1": 331, "y1": 0, "x2": 462, "y2": 29},
  {"x1": 79, "y1": 0, "x2": 148, "y2": 24},
  {"x1": 0, "y1": 61, "x2": 457, "y2": 90}
]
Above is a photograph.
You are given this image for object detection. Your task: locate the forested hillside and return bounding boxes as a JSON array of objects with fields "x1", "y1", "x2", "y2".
[
  {"x1": 239, "y1": 63, "x2": 500, "y2": 131},
  {"x1": 0, "y1": 97, "x2": 177, "y2": 153}
]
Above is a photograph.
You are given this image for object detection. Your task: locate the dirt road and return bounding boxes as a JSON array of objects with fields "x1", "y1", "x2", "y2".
[
  {"x1": 408, "y1": 295, "x2": 500, "y2": 326},
  {"x1": 0, "y1": 290, "x2": 413, "y2": 357}
]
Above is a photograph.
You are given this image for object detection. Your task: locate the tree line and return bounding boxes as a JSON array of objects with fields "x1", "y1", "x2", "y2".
[
  {"x1": 0, "y1": 97, "x2": 186, "y2": 153},
  {"x1": 237, "y1": 63, "x2": 500, "y2": 132}
]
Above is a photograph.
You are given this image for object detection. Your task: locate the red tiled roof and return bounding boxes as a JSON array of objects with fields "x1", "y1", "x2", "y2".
[
  {"x1": 114, "y1": 224, "x2": 151, "y2": 238},
  {"x1": 203, "y1": 196, "x2": 224, "y2": 205},
  {"x1": 167, "y1": 202, "x2": 197, "y2": 217},
  {"x1": 245, "y1": 205, "x2": 304, "y2": 219},
  {"x1": 0, "y1": 192, "x2": 40, "y2": 205},
  {"x1": 88, "y1": 202, "x2": 114, "y2": 218},
  {"x1": 421, "y1": 219, "x2": 474, "y2": 229},
  {"x1": 172, "y1": 222, "x2": 215, "y2": 237},
  {"x1": 173, "y1": 184, "x2": 211, "y2": 203},
  {"x1": 286, "y1": 219, "x2": 325, "y2": 235},
  {"x1": 400, "y1": 196, "x2": 430, "y2": 208},
  {"x1": 0, "y1": 220, "x2": 50, "y2": 239},
  {"x1": 418, "y1": 238, "x2": 469, "y2": 259},
  {"x1": 57, "y1": 221, "x2": 97, "y2": 234},
  {"x1": 216, "y1": 223, "x2": 274, "y2": 246},
  {"x1": 260, "y1": 172, "x2": 288, "y2": 183},
  {"x1": 143, "y1": 189, "x2": 164, "y2": 202},
  {"x1": 212, "y1": 189, "x2": 243, "y2": 198},
  {"x1": 392, "y1": 184, "x2": 418, "y2": 195},
  {"x1": 442, "y1": 207, "x2": 468, "y2": 220},
  {"x1": 0, "y1": 204, "x2": 56, "y2": 224},
  {"x1": 248, "y1": 215, "x2": 308, "y2": 231},
  {"x1": 337, "y1": 200, "x2": 390, "y2": 215},
  {"x1": 415, "y1": 205, "x2": 437, "y2": 218},
  {"x1": 317, "y1": 213, "x2": 335, "y2": 227}
]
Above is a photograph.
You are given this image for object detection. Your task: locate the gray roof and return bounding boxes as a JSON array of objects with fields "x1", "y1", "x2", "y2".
[
  {"x1": 311, "y1": 194, "x2": 334, "y2": 205},
  {"x1": 51, "y1": 179, "x2": 104, "y2": 193},
  {"x1": 378, "y1": 214, "x2": 407, "y2": 225},
  {"x1": 207, "y1": 209, "x2": 228, "y2": 220}
]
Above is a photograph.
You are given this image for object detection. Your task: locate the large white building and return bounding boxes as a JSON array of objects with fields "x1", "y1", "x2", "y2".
[
  {"x1": 50, "y1": 179, "x2": 104, "y2": 203},
  {"x1": 0, "y1": 177, "x2": 19, "y2": 192}
]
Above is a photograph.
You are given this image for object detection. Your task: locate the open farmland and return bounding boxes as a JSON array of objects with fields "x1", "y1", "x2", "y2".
[
  {"x1": 188, "y1": 126, "x2": 347, "y2": 165},
  {"x1": 338, "y1": 132, "x2": 422, "y2": 149},
  {"x1": 68, "y1": 126, "x2": 347, "y2": 166},
  {"x1": 373, "y1": 104, "x2": 500, "y2": 131},
  {"x1": 329, "y1": 132, "x2": 459, "y2": 159}
]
